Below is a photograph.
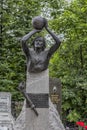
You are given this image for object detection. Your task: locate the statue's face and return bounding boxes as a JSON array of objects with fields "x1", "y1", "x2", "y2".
[{"x1": 34, "y1": 37, "x2": 44, "y2": 49}]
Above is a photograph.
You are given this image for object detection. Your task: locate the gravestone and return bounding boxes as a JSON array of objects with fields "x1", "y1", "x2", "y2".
[
  {"x1": 0, "y1": 92, "x2": 11, "y2": 113},
  {"x1": 0, "y1": 126, "x2": 8, "y2": 130},
  {"x1": 0, "y1": 92, "x2": 14, "y2": 130},
  {"x1": 49, "y1": 77, "x2": 62, "y2": 117}
]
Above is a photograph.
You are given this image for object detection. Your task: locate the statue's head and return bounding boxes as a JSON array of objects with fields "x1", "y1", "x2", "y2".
[{"x1": 33, "y1": 36, "x2": 46, "y2": 52}]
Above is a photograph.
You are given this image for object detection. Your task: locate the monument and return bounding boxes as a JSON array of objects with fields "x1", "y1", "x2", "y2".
[
  {"x1": 0, "y1": 92, "x2": 14, "y2": 130},
  {"x1": 18, "y1": 16, "x2": 64, "y2": 130}
]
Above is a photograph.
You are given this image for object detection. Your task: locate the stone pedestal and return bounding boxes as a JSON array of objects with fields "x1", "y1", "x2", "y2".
[{"x1": 26, "y1": 69, "x2": 49, "y2": 130}]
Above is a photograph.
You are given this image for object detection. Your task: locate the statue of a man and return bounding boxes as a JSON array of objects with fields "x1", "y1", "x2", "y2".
[{"x1": 21, "y1": 17, "x2": 61, "y2": 73}]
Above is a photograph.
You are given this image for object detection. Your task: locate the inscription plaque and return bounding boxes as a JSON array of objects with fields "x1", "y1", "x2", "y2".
[
  {"x1": 0, "y1": 126, "x2": 8, "y2": 130},
  {"x1": 0, "y1": 93, "x2": 14, "y2": 130},
  {"x1": 26, "y1": 93, "x2": 49, "y2": 108},
  {"x1": 51, "y1": 94, "x2": 60, "y2": 104},
  {"x1": 0, "y1": 93, "x2": 11, "y2": 113}
]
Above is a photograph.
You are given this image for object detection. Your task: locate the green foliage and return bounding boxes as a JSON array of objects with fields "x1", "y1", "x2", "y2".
[
  {"x1": 49, "y1": 0, "x2": 87, "y2": 122},
  {"x1": 1, "y1": 0, "x2": 87, "y2": 123},
  {"x1": 0, "y1": 0, "x2": 42, "y2": 100},
  {"x1": 67, "y1": 109, "x2": 81, "y2": 122}
]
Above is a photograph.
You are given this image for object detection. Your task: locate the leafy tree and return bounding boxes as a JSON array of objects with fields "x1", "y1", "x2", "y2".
[
  {"x1": 1, "y1": 0, "x2": 87, "y2": 123},
  {"x1": 49, "y1": 0, "x2": 87, "y2": 122},
  {"x1": 0, "y1": 0, "x2": 43, "y2": 100}
]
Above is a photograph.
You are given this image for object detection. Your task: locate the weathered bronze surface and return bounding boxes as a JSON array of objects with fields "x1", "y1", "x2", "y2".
[{"x1": 21, "y1": 16, "x2": 61, "y2": 73}]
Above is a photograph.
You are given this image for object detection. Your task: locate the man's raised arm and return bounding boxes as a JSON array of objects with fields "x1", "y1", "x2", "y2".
[
  {"x1": 21, "y1": 29, "x2": 41, "y2": 60},
  {"x1": 45, "y1": 20, "x2": 61, "y2": 57}
]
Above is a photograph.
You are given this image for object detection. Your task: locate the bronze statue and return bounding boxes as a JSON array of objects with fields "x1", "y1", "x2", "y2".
[{"x1": 21, "y1": 16, "x2": 61, "y2": 73}]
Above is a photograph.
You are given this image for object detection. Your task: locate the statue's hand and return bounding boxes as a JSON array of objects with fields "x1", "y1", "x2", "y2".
[{"x1": 44, "y1": 18, "x2": 48, "y2": 29}]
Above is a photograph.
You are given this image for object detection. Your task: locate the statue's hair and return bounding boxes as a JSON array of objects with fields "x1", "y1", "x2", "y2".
[{"x1": 32, "y1": 36, "x2": 46, "y2": 51}]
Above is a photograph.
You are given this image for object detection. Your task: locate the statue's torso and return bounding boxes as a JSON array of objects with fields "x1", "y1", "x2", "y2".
[{"x1": 27, "y1": 49, "x2": 49, "y2": 73}]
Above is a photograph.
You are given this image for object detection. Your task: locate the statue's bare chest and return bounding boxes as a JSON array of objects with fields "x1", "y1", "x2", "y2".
[
  {"x1": 30, "y1": 51, "x2": 48, "y2": 64},
  {"x1": 28, "y1": 50, "x2": 49, "y2": 73}
]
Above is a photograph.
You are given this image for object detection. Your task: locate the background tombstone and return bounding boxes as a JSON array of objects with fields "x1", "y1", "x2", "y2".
[
  {"x1": 0, "y1": 92, "x2": 14, "y2": 130},
  {"x1": 0, "y1": 92, "x2": 11, "y2": 113},
  {"x1": 49, "y1": 77, "x2": 62, "y2": 117}
]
